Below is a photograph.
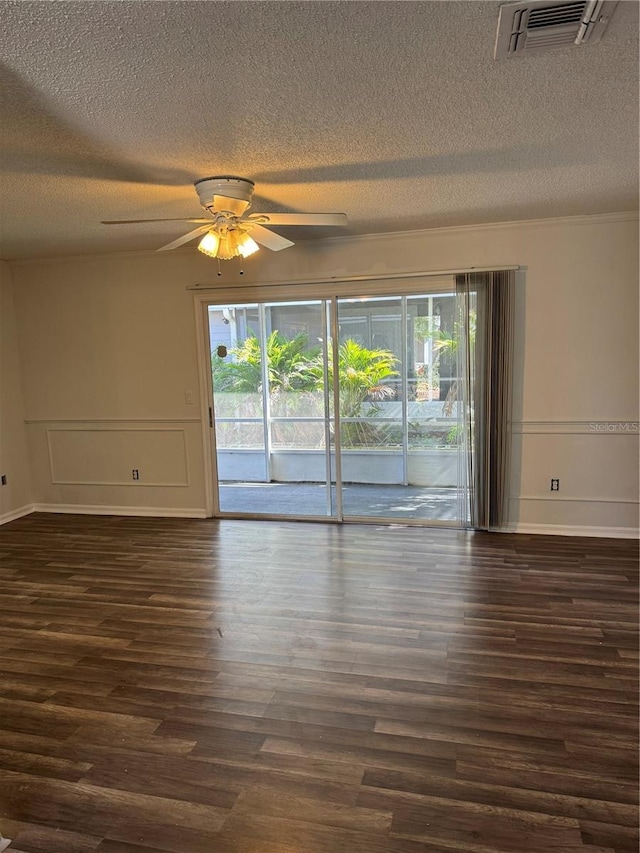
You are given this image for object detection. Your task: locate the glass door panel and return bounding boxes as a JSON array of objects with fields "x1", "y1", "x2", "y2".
[
  {"x1": 210, "y1": 303, "x2": 266, "y2": 492},
  {"x1": 336, "y1": 291, "x2": 464, "y2": 523},
  {"x1": 405, "y1": 292, "x2": 461, "y2": 523},
  {"x1": 209, "y1": 300, "x2": 335, "y2": 518},
  {"x1": 336, "y1": 297, "x2": 404, "y2": 518}
]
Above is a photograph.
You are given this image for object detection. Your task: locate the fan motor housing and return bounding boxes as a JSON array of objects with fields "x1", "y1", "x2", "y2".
[{"x1": 194, "y1": 176, "x2": 255, "y2": 209}]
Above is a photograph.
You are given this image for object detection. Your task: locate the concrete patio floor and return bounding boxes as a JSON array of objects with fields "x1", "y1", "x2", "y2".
[{"x1": 218, "y1": 482, "x2": 462, "y2": 522}]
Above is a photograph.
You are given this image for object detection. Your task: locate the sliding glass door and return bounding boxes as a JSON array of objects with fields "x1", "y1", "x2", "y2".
[{"x1": 206, "y1": 286, "x2": 468, "y2": 525}]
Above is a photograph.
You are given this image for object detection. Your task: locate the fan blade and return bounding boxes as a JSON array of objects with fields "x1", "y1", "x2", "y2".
[
  {"x1": 249, "y1": 212, "x2": 347, "y2": 227},
  {"x1": 157, "y1": 225, "x2": 212, "y2": 252},
  {"x1": 213, "y1": 195, "x2": 250, "y2": 216},
  {"x1": 249, "y1": 224, "x2": 295, "y2": 252},
  {"x1": 102, "y1": 218, "x2": 212, "y2": 225}
]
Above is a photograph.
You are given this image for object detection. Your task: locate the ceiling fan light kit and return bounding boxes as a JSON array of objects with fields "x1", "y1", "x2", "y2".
[
  {"x1": 198, "y1": 228, "x2": 260, "y2": 261},
  {"x1": 102, "y1": 174, "x2": 347, "y2": 266}
]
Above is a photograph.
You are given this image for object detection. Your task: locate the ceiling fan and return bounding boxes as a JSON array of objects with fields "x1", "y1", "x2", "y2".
[{"x1": 102, "y1": 175, "x2": 347, "y2": 261}]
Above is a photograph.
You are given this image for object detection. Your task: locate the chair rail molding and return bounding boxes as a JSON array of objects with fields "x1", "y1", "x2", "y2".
[{"x1": 513, "y1": 420, "x2": 639, "y2": 435}]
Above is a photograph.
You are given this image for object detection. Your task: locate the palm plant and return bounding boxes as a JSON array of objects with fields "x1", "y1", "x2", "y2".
[
  {"x1": 431, "y1": 309, "x2": 476, "y2": 416},
  {"x1": 309, "y1": 339, "x2": 399, "y2": 446},
  {"x1": 337, "y1": 339, "x2": 397, "y2": 415},
  {"x1": 264, "y1": 331, "x2": 320, "y2": 392},
  {"x1": 212, "y1": 333, "x2": 399, "y2": 448},
  {"x1": 211, "y1": 331, "x2": 319, "y2": 394},
  {"x1": 211, "y1": 335, "x2": 261, "y2": 393},
  {"x1": 211, "y1": 331, "x2": 321, "y2": 443}
]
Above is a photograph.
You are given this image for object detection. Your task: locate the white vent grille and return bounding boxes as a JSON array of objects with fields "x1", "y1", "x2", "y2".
[
  {"x1": 528, "y1": 2, "x2": 586, "y2": 27},
  {"x1": 494, "y1": 0, "x2": 618, "y2": 59}
]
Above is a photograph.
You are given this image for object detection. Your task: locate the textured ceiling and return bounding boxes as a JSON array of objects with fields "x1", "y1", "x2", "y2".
[{"x1": 0, "y1": 0, "x2": 638, "y2": 260}]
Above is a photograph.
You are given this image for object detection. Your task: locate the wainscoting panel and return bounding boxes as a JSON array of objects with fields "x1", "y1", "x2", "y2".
[
  {"x1": 47, "y1": 427, "x2": 188, "y2": 487},
  {"x1": 515, "y1": 430, "x2": 638, "y2": 500},
  {"x1": 509, "y1": 421, "x2": 639, "y2": 536},
  {"x1": 25, "y1": 420, "x2": 207, "y2": 515}
]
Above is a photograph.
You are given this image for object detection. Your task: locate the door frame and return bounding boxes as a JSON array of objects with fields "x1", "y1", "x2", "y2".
[{"x1": 192, "y1": 272, "x2": 492, "y2": 524}]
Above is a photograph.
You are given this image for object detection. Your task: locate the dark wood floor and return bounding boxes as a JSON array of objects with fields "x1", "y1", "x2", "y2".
[{"x1": 0, "y1": 513, "x2": 637, "y2": 853}]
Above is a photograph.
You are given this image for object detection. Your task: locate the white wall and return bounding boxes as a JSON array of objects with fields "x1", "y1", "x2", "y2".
[
  {"x1": 9, "y1": 253, "x2": 207, "y2": 517},
  {"x1": 9, "y1": 212, "x2": 639, "y2": 534},
  {"x1": 0, "y1": 261, "x2": 33, "y2": 521}
]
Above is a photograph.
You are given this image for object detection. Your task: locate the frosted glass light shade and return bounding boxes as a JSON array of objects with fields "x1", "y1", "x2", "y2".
[
  {"x1": 217, "y1": 231, "x2": 240, "y2": 260},
  {"x1": 238, "y1": 235, "x2": 259, "y2": 257},
  {"x1": 197, "y1": 229, "x2": 260, "y2": 261},
  {"x1": 197, "y1": 231, "x2": 220, "y2": 258}
]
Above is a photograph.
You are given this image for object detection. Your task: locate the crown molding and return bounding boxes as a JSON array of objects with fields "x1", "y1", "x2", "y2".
[
  {"x1": 307, "y1": 210, "x2": 640, "y2": 247},
  {"x1": 8, "y1": 211, "x2": 638, "y2": 267},
  {"x1": 8, "y1": 247, "x2": 180, "y2": 267}
]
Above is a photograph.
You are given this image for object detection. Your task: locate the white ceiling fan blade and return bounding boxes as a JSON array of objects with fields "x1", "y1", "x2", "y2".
[
  {"x1": 157, "y1": 225, "x2": 212, "y2": 252},
  {"x1": 213, "y1": 195, "x2": 250, "y2": 216},
  {"x1": 248, "y1": 212, "x2": 347, "y2": 227},
  {"x1": 102, "y1": 218, "x2": 212, "y2": 225},
  {"x1": 249, "y1": 224, "x2": 295, "y2": 251}
]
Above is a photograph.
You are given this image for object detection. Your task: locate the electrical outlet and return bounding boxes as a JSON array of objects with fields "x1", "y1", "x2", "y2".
[
  {"x1": 132, "y1": 469, "x2": 139, "y2": 481},
  {"x1": 0, "y1": 474, "x2": 6, "y2": 486},
  {"x1": 550, "y1": 478, "x2": 559, "y2": 491}
]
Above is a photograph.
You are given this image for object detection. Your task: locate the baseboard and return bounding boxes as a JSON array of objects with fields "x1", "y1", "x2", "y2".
[
  {"x1": 498, "y1": 522, "x2": 639, "y2": 539},
  {"x1": 0, "y1": 504, "x2": 35, "y2": 525},
  {"x1": 32, "y1": 503, "x2": 208, "y2": 519},
  {"x1": 4, "y1": 506, "x2": 636, "y2": 536}
]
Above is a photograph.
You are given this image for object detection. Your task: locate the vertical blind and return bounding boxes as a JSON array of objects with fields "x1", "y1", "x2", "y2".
[{"x1": 457, "y1": 270, "x2": 515, "y2": 530}]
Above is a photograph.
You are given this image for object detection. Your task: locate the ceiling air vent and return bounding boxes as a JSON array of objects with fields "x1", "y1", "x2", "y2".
[{"x1": 494, "y1": 0, "x2": 618, "y2": 58}]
